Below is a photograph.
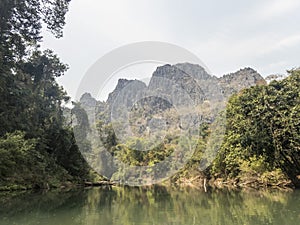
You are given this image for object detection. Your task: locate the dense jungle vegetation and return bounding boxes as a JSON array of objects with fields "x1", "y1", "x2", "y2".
[{"x1": 95, "y1": 70, "x2": 300, "y2": 188}]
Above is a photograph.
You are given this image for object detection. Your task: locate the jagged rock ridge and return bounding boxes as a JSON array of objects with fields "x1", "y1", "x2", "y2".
[{"x1": 78, "y1": 63, "x2": 266, "y2": 124}]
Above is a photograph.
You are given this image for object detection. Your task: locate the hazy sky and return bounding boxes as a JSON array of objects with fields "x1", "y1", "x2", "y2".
[{"x1": 42, "y1": 0, "x2": 300, "y2": 100}]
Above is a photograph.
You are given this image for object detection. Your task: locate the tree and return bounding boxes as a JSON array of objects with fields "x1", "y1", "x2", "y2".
[
  {"x1": 0, "y1": 0, "x2": 93, "y2": 188},
  {"x1": 0, "y1": 0, "x2": 71, "y2": 136},
  {"x1": 212, "y1": 70, "x2": 300, "y2": 187}
]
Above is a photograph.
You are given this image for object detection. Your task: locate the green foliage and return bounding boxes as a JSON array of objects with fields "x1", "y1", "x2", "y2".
[
  {"x1": 212, "y1": 70, "x2": 300, "y2": 187},
  {"x1": 239, "y1": 155, "x2": 270, "y2": 175},
  {"x1": 96, "y1": 121, "x2": 118, "y2": 154},
  {"x1": 71, "y1": 102, "x2": 92, "y2": 153},
  {"x1": 0, "y1": 0, "x2": 93, "y2": 189},
  {"x1": 0, "y1": 131, "x2": 72, "y2": 188},
  {"x1": 114, "y1": 137, "x2": 174, "y2": 167},
  {"x1": 0, "y1": 132, "x2": 37, "y2": 179}
]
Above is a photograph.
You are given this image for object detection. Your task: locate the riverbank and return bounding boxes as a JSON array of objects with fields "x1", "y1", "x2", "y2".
[
  {"x1": 0, "y1": 169, "x2": 110, "y2": 192},
  {"x1": 174, "y1": 177, "x2": 294, "y2": 191},
  {"x1": 171, "y1": 170, "x2": 296, "y2": 191},
  {"x1": 1, "y1": 170, "x2": 297, "y2": 192}
]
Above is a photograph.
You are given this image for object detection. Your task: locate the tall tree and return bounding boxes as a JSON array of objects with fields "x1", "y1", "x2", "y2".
[{"x1": 0, "y1": 0, "x2": 71, "y2": 136}]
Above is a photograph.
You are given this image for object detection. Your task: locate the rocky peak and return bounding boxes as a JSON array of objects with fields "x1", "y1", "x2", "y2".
[
  {"x1": 149, "y1": 63, "x2": 206, "y2": 105},
  {"x1": 152, "y1": 64, "x2": 179, "y2": 78},
  {"x1": 115, "y1": 79, "x2": 132, "y2": 90},
  {"x1": 218, "y1": 67, "x2": 266, "y2": 96},
  {"x1": 107, "y1": 79, "x2": 147, "y2": 108},
  {"x1": 220, "y1": 67, "x2": 265, "y2": 85},
  {"x1": 80, "y1": 92, "x2": 97, "y2": 108},
  {"x1": 151, "y1": 63, "x2": 212, "y2": 81},
  {"x1": 174, "y1": 63, "x2": 212, "y2": 80}
]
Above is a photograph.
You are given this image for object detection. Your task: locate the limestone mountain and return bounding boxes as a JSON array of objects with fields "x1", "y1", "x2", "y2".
[
  {"x1": 74, "y1": 63, "x2": 266, "y2": 181},
  {"x1": 77, "y1": 63, "x2": 266, "y2": 125}
]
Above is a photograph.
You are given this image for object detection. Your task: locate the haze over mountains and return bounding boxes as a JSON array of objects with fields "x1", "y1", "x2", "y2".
[{"x1": 79, "y1": 63, "x2": 266, "y2": 118}]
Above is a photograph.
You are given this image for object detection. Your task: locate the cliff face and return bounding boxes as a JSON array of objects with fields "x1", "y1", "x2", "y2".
[
  {"x1": 78, "y1": 63, "x2": 266, "y2": 122},
  {"x1": 107, "y1": 79, "x2": 147, "y2": 108},
  {"x1": 148, "y1": 64, "x2": 206, "y2": 105},
  {"x1": 147, "y1": 64, "x2": 265, "y2": 107}
]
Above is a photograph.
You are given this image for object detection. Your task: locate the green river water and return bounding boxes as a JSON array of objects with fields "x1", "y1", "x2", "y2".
[{"x1": 0, "y1": 186, "x2": 299, "y2": 225}]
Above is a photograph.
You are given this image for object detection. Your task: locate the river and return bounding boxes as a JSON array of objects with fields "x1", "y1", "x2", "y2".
[{"x1": 0, "y1": 186, "x2": 300, "y2": 225}]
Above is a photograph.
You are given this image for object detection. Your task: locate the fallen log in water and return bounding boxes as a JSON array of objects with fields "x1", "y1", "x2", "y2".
[{"x1": 84, "y1": 181, "x2": 116, "y2": 187}]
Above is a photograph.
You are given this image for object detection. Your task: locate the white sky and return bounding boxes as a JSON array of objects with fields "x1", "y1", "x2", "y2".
[{"x1": 42, "y1": 0, "x2": 300, "y2": 101}]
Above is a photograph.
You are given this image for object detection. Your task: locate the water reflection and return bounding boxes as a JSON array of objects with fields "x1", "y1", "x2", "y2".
[{"x1": 0, "y1": 186, "x2": 300, "y2": 225}]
